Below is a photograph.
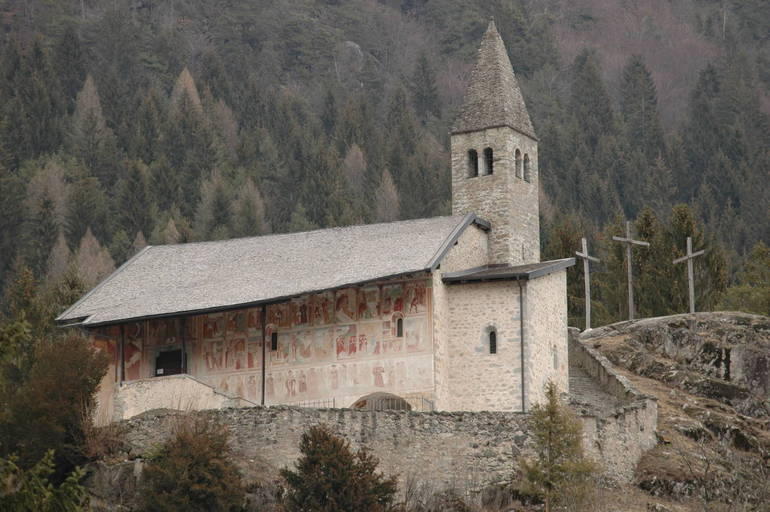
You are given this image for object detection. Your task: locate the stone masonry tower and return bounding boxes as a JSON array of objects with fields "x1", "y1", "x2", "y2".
[{"x1": 451, "y1": 21, "x2": 539, "y2": 265}]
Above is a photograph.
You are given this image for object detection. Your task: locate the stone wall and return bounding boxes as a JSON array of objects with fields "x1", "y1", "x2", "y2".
[
  {"x1": 569, "y1": 328, "x2": 658, "y2": 483},
  {"x1": 451, "y1": 125, "x2": 539, "y2": 265},
  {"x1": 432, "y1": 224, "x2": 489, "y2": 411},
  {"x1": 445, "y1": 280, "x2": 523, "y2": 411},
  {"x1": 525, "y1": 271, "x2": 569, "y2": 407},
  {"x1": 112, "y1": 374, "x2": 254, "y2": 421}
]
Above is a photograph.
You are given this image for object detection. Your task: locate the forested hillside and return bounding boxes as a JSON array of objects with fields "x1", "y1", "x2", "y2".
[{"x1": 0, "y1": 0, "x2": 768, "y2": 328}]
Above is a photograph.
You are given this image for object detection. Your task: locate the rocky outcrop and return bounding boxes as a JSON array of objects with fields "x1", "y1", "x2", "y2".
[
  {"x1": 582, "y1": 312, "x2": 770, "y2": 418},
  {"x1": 581, "y1": 312, "x2": 770, "y2": 507}
]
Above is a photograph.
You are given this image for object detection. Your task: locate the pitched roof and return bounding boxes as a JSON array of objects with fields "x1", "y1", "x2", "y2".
[
  {"x1": 442, "y1": 258, "x2": 575, "y2": 284},
  {"x1": 452, "y1": 20, "x2": 536, "y2": 139},
  {"x1": 57, "y1": 214, "x2": 488, "y2": 327}
]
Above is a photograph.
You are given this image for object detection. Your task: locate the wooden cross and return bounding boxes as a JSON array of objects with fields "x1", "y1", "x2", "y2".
[
  {"x1": 612, "y1": 221, "x2": 649, "y2": 321},
  {"x1": 575, "y1": 238, "x2": 600, "y2": 330},
  {"x1": 673, "y1": 236, "x2": 706, "y2": 314}
]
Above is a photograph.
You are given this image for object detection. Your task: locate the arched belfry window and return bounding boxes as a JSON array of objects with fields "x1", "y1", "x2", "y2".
[
  {"x1": 467, "y1": 150, "x2": 479, "y2": 178},
  {"x1": 515, "y1": 149, "x2": 522, "y2": 179},
  {"x1": 523, "y1": 154, "x2": 531, "y2": 182},
  {"x1": 483, "y1": 147, "x2": 494, "y2": 175},
  {"x1": 396, "y1": 318, "x2": 404, "y2": 337},
  {"x1": 489, "y1": 329, "x2": 497, "y2": 354}
]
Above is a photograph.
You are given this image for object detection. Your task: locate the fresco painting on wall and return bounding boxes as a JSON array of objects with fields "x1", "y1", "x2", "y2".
[
  {"x1": 310, "y1": 292, "x2": 334, "y2": 326},
  {"x1": 265, "y1": 355, "x2": 433, "y2": 403},
  {"x1": 358, "y1": 286, "x2": 379, "y2": 320},
  {"x1": 335, "y1": 288, "x2": 357, "y2": 323},
  {"x1": 246, "y1": 308, "x2": 262, "y2": 334},
  {"x1": 335, "y1": 324, "x2": 358, "y2": 360},
  {"x1": 405, "y1": 317, "x2": 427, "y2": 353},
  {"x1": 124, "y1": 322, "x2": 144, "y2": 381},
  {"x1": 381, "y1": 284, "x2": 404, "y2": 319},
  {"x1": 97, "y1": 279, "x2": 431, "y2": 405}
]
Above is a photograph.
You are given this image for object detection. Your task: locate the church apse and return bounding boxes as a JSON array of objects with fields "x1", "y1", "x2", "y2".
[{"x1": 93, "y1": 276, "x2": 434, "y2": 410}]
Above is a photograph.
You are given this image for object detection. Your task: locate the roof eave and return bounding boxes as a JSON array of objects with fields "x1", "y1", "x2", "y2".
[
  {"x1": 65, "y1": 267, "x2": 437, "y2": 330},
  {"x1": 451, "y1": 123, "x2": 538, "y2": 141},
  {"x1": 56, "y1": 246, "x2": 154, "y2": 325},
  {"x1": 427, "y1": 213, "x2": 490, "y2": 272},
  {"x1": 441, "y1": 258, "x2": 576, "y2": 284}
]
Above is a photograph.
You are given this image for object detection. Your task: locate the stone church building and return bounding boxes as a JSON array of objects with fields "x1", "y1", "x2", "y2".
[{"x1": 58, "y1": 22, "x2": 575, "y2": 424}]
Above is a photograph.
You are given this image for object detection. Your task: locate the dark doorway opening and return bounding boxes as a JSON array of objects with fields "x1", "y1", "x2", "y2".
[{"x1": 155, "y1": 349, "x2": 184, "y2": 376}]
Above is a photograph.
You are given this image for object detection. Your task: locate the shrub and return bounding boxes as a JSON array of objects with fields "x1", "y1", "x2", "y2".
[
  {"x1": 0, "y1": 449, "x2": 88, "y2": 511},
  {"x1": 519, "y1": 381, "x2": 597, "y2": 512},
  {"x1": 281, "y1": 424, "x2": 397, "y2": 512},
  {"x1": 138, "y1": 416, "x2": 245, "y2": 512},
  {"x1": 0, "y1": 333, "x2": 108, "y2": 477}
]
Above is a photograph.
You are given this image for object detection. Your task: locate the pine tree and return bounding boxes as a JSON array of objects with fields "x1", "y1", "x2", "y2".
[
  {"x1": 619, "y1": 55, "x2": 664, "y2": 160},
  {"x1": 232, "y1": 179, "x2": 268, "y2": 237},
  {"x1": 410, "y1": 52, "x2": 440, "y2": 122},
  {"x1": 0, "y1": 170, "x2": 26, "y2": 287},
  {"x1": 281, "y1": 425, "x2": 397, "y2": 512},
  {"x1": 569, "y1": 50, "x2": 614, "y2": 152},
  {"x1": 54, "y1": 26, "x2": 86, "y2": 113},
  {"x1": 720, "y1": 242, "x2": 770, "y2": 315},
  {"x1": 170, "y1": 67, "x2": 203, "y2": 115},
  {"x1": 68, "y1": 75, "x2": 120, "y2": 186},
  {"x1": 194, "y1": 170, "x2": 232, "y2": 240},
  {"x1": 374, "y1": 169, "x2": 400, "y2": 223},
  {"x1": 45, "y1": 233, "x2": 71, "y2": 283},
  {"x1": 666, "y1": 204, "x2": 728, "y2": 313},
  {"x1": 116, "y1": 160, "x2": 154, "y2": 242},
  {"x1": 65, "y1": 176, "x2": 109, "y2": 249},
  {"x1": 26, "y1": 192, "x2": 59, "y2": 279},
  {"x1": 130, "y1": 89, "x2": 164, "y2": 164},
  {"x1": 73, "y1": 228, "x2": 115, "y2": 288},
  {"x1": 287, "y1": 203, "x2": 318, "y2": 233},
  {"x1": 520, "y1": 381, "x2": 597, "y2": 512}
]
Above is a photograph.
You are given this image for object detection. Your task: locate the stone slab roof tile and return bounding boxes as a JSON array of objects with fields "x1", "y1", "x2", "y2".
[
  {"x1": 452, "y1": 20, "x2": 536, "y2": 139},
  {"x1": 442, "y1": 258, "x2": 575, "y2": 284},
  {"x1": 58, "y1": 215, "x2": 485, "y2": 327}
]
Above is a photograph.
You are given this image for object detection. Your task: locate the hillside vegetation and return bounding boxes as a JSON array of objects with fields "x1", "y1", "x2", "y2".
[{"x1": 0, "y1": 0, "x2": 768, "y2": 329}]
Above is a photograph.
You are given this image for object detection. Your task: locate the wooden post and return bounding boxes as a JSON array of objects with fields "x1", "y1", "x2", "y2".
[
  {"x1": 119, "y1": 324, "x2": 125, "y2": 385},
  {"x1": 261, "y1": 305, "x2": 267, "y2": 406},
  {"x1": 575, "y1": 238, "x2": 600, "y2": 330},
  {"x1": 673, "y1": 236, "x2": 706, "y2": 314},
  {"x1": 612, "y1": 221, "x2": 650, "y2": 320},
  {"x1": 180, "y1": 317, "x2": 187, "y2": 374}
]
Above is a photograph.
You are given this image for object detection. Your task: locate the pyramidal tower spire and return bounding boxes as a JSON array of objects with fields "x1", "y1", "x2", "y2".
[
  {"x1": 452, "y1": 20, "x2": 535, "y2": 138},
  {"x1": 450, "y1": 20, "x2": 540, "y2": 266}
]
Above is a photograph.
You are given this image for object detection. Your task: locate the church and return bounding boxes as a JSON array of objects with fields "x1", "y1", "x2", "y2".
[{"x1": 57, "y1": 22, "x2": 574, "y2": 424}]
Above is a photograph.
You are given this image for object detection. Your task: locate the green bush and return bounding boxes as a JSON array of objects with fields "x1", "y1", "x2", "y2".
[
  {"x1": 281, "y1": 424, "x2": 397, "y2": 512},
  {"x1": 520, "y1": 381, "x2": 597, "y2": 512},
  {"x1": 0, "y1": 449, "x2": 88, "y2": 511},
  {"x1": 0, "y1": 333, "x2": 108, "y2": 477},
  {"x1": 138, "y1": 416, "x2": 245, "y2": 512}
]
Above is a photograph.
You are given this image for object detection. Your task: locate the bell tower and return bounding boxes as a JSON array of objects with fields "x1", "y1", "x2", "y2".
[{"x1": 451, "y1": 21, "x2": 539, "y2": 265}]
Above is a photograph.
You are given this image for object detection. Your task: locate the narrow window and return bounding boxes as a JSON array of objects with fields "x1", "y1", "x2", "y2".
[
  {"x1": 271, "y1": 332, "x2": 278, "y2": 351},
  {"x1": 483, "y1": 147, "x2": 494, "y2": 175},
  {"x1": 524, "y1": 154, "x2": 531, "y2": 182},
  {"x1": 396, "y1": 318, "x2": 404, "y2": 337},
  {"x1": 467, "y1": 149, "x2": 479, "y2": 178},
  {"x1": 489, "y1": 330, "x2": 497, "y2": 354},
  {"x1": 515, "y1": 149, "x2": 522, "y2": 178}
]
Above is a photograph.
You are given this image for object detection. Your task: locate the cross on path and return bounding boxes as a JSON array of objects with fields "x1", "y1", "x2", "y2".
[
  {"x1": 575, "y1": 238, "x2": 600, "y2": 330},
  {"x1": 673, "y1": 236, "x2": 706, "y2": 314},
  {"x1": 612, "y1": 221, "x2": 649, "y2": 321}
]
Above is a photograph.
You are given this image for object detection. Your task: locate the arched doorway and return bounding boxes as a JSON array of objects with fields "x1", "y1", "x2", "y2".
[{"x1": 351, "y1": 392, "x2": 412, "y2": 411}]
